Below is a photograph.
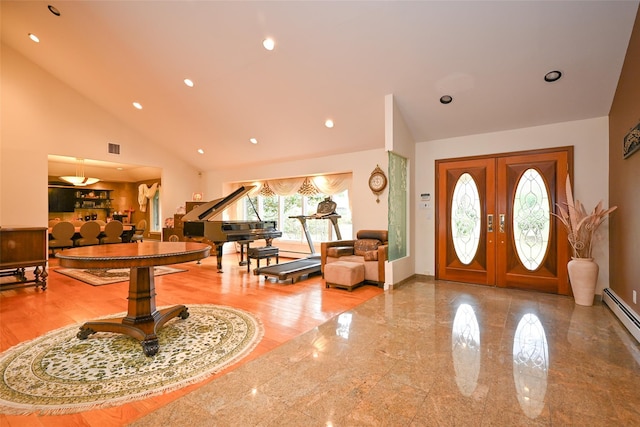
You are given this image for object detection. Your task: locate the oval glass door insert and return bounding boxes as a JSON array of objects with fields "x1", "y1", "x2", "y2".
[
  {"x1": 451, "y1": 173, "x2": 481, "y2": 265},
  {"x1": 512, "y1": 168, "x2": 551, "y2": 271}
]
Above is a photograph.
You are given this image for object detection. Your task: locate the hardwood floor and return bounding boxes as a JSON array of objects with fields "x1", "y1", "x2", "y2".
[{"x1": 0, "y1": 252, "x2": 382, "y2": 426}]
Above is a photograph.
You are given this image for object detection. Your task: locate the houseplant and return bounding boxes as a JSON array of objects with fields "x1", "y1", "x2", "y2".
[{"x1": 554, "y1": 175, "x2": 617, "y2": 306}]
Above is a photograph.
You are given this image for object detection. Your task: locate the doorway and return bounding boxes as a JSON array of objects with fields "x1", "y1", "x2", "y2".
[{"x1": 435, "y1": 147, "x2": 572, "y2": 295}]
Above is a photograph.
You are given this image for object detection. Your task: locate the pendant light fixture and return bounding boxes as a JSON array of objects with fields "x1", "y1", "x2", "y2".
[{"x1": 60, "y1": 158, "x2": 100, "y2": 186}]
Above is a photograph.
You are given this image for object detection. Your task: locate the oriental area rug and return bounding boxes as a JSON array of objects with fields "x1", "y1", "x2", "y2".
[
  {"x1": 0, "y1": 305, "x2": 263, "y2": 415},
  {"x1": 55, "y1": 266, "x2": 186, "y2": 286}
]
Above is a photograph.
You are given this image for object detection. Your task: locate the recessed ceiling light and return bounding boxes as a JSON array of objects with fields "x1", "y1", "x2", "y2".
[
  {"x1": 325, "y1": 119, "x2": 334, "y2": 128},
  {"x1": 184, "y1": 78, "x2": 194, "y2": 87},
  {"x1": 250, "y1": 138, "x2": 258, "y2": 144},
  {"x1": 544, "y1": 70, "x2": 562, "y2": 82},
  {"x1": 262, "y1": 38, "x2": 275, "y2": 51},
  {"x1": 48, "y1": 5, "x2": 60, "y2": 16},
  {"x1": 132, "y1": 102, "x2": 143, "y2": 109},
  {"x1": 440, "y1": 95, "x2": 453, "y2": 104},
  {"x1": 28, "y1": 33, "x2": 40, "y2": 43},
  {"x1": 116, "y1": 167, "x2": 123, "y2": 171},
  {"x1": 197, "y1": 148, "x2": 204, "y2": 154}
]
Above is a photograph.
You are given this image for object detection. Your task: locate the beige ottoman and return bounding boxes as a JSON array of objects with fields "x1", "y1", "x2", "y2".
[{"x1": 324, "y1": 261, "x2": 365, "y2": 291}]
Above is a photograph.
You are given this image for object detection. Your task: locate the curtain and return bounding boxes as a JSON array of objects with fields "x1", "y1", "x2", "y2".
[
  {"x1": 268, "y1": 177, "x2": 306, "y2": 196},
  {"x1": 252, "y1": 173, "x2": 351, "y2": 197},
  {"x1": 137, "y1": 183, "x2": 159, "y2": 212},
  {"x1": 258, "y1": 181, "x2": 276, "y2": 197},
  {"x1": 311, "y1": 173, "x2": 351, "y2": 195}
]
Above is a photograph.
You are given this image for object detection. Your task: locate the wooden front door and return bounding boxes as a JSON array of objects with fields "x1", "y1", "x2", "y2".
[{"x1": 436, "y1": 147, "x2": 572, "y2": 295}]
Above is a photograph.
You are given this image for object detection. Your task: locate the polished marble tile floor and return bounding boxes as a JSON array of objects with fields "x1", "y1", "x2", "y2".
[
  {"x1": 0, "y1": 255, "x2": 382, "y2": 426},
  {"x1": 2, "y1": 259, "x2": 639, "y2": 426},
  {"x1": 130, "y1": 278, "x2": 640, "y2": 426}
]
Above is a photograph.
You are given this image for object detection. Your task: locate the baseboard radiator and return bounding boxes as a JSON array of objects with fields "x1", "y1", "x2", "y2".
[{"x1": 603, "y1": 288, "x2": 640, "y2": 343}]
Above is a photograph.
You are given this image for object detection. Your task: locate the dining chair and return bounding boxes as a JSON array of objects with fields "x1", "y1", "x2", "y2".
[
  {"x1": 49, "y1": 221, "x2": 75, "y2": 254},
  {"x1": 100, "y1": 220, "x2": 123, "y2": 244},
  {"x1": 168, "y1": 234, "x2": 180, "y2": 242},
  {"x1": 74, "y1": 221, "x2": 101, "y2": 246},
  {"x1": 130, "y1": 219, "x2": 147, "y2": 243}
]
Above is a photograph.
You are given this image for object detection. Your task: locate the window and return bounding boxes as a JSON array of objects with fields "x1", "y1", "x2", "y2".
[
  {"x1": 150, "y1": 190, "x2": 160, "y2": 232},
  {"x1": 243, "y1": 190, "x2": 352, "y2": 245},
  {"x1": 236, "y1": 173, "x2": 352, "y2": 250}
]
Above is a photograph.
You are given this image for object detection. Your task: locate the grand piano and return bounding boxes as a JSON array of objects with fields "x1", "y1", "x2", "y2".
[{"x1": 181, "y1": 186, "x2": 282, "y2": 272}]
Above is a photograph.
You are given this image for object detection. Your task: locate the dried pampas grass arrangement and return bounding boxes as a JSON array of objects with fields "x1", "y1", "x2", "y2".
[{"x1": 554, "y1": 175, "x2": 617, "y2": 259}]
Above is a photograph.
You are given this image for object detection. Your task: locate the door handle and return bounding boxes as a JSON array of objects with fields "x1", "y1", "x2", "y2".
[
  {"x1": 487, "y1": 214, "x2": 494, "y2": 232},
  {"x1": 499, "y1": 214, "x2": 505, "y2": 233}
]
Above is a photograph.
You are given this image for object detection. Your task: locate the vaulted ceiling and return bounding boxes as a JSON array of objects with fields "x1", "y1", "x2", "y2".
[{"x1": 2, "y1": 1, "x2": 638, "y2": 173}]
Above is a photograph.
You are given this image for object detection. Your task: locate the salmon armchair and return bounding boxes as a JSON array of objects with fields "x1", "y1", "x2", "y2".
[{"x1": 321, "y1": 229, "x2": 388, "y2": 287}]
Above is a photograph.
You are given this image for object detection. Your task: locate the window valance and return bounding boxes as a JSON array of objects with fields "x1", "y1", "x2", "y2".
[{"x1": 244, "y1": 173, "x2": 351, "y2": 197}]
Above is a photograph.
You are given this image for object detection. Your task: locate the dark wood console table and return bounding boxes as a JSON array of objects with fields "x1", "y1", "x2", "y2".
[
  {"x1": 56, "y1": 242, "x2": 210, "y2": 356},
  {"x1": 0, "y1": 226, "x2": 48, "y2": 290}
]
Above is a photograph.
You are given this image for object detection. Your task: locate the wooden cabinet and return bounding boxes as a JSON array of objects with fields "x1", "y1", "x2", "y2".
[
  {"x1": 163, "y1": 214, "x2": 186, "y2": 241},
  {"x1": 49, "y1": 186, "x2": 113, "y2": 218},
  {"x1": 162, "y1": 227, "x2": 182, "y2": 241},
  {"x1": 48, "y1": 187, "x2": 76, "y2": 212},
  {"x1": 162, "y1": 202, "x2": 205, "y2": 242},
  {"x1": 0, "y1": 226, "x2": 47, "y2": 290}
]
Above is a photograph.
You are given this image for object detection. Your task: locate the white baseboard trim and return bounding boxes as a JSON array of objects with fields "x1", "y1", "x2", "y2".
[{"x1": 603, "y1": 288, "x2": 640, "y2": 343}]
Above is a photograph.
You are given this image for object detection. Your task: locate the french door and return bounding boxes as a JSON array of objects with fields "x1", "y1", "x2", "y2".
[{"x1": 435, "y1": 147, "x2": 572, "y2": 295}]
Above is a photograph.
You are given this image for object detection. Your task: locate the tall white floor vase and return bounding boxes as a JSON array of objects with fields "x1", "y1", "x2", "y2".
[{"x1": 567, "y1": 258, "x2": 599, "y2": 306}]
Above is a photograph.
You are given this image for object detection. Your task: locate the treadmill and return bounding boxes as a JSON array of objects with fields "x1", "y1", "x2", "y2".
[{"x1": 255, "y1": 197, "x2": 342, "y2": 283}]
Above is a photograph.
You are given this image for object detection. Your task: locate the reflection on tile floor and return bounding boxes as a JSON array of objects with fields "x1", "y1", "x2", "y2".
[{"x1": 129, "y1": 278, "x2": 640, "y2": 426}]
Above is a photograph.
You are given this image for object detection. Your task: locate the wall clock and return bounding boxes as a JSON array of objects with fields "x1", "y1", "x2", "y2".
[{"x1": 368, "y1": 165, "x2": 387, "y2": 203}]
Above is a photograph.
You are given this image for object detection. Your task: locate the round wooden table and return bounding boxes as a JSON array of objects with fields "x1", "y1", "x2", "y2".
[{"x1": 56, "y1": 242, "x2": 210, "y2": 356}]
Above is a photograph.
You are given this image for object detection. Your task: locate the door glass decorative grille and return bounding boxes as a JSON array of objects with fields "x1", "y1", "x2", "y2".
[
  {"x1": 389, "y1": 152, "x2": 407, "y2": 261},
  {"x1": 451, "y1": 173, "x2": 481, "y2": 264},
  {"x1": 513, "y1": 168, "x2": 550, "y2": 271}
]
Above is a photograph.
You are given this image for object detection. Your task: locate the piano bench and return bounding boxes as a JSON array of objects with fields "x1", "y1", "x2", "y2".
[{"x1": 247, "y1": 246, "x2": 279, "y2": 272}]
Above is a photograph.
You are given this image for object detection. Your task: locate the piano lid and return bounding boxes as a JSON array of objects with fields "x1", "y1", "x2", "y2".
[{"x1": 181, "y1": 185, "x2": 257, "y2": 222}]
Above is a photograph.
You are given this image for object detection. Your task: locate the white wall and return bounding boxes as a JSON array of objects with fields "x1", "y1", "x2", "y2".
[
  {"x1": 415, "y1": 117, "x2": 611, "y2": 293},
  {"x1": 1, "y1": 45, "x2": 201, "y2": 227}
]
